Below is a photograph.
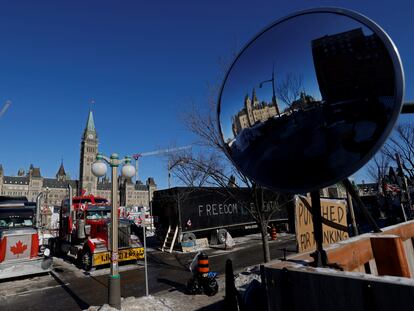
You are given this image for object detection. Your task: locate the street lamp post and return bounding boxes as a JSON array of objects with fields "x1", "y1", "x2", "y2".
[
  {"x1": 91, "y1": 153, "x2": 135, "y2": 310},
  {"x1": 259, "y1": 65, "x2": 280, "y2": 116}
]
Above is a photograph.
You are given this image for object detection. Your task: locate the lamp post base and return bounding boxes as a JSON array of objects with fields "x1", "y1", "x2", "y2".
[{"x1": 108, "y1": 274, "x2": 121, "y2": 310}]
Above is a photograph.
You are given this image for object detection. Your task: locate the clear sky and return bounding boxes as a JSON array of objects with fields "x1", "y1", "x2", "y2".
[{"x1": 0, "y1": 0, "x2": 413, "y2": 189}]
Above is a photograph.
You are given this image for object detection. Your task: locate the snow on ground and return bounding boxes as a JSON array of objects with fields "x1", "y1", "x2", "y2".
[
  {"x1": 234, "y1": 266, "x2": 262, "y2": 291},
  {"x1": 86, "y1": 296, "x2": 173, "y2": 311},
  {"x1": 86, "y1": 289, "x2": 226, "y2": 311},
  {"x1": 85, "y1": 234, "x2": 296, "y2": 310}
]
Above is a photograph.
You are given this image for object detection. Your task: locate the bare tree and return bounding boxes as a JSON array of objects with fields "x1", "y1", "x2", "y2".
[
  {"x1": 276, "y1": 73, "x2": 304, "y2": 111},
  {"x1": 367, "y1": 152, "x2": 390, "y2": 184},
  {"x1": 171, "y1": 98, "x2": 290, "y2": 263},
  {"x1": 168, "y1": 152, "x2": 220, "y2": 187},
  {"x1": 382, "y1": 123, "x2": 414, "y2": 180}
]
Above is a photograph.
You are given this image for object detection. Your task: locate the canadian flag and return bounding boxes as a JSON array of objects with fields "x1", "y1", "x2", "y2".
[
  {"x1": 384, "y1": 183, "x2": 401, "y2": 194},
  {"x1": 5, "y1": 235, "x2": 31, "y2": 261}
]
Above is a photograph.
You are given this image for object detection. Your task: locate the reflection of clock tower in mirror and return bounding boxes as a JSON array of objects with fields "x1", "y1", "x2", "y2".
[{"x1": 79, "y1": 109, "x2": 98, "y2": 194}]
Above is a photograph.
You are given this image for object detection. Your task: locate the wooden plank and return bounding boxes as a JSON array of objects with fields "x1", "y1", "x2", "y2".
[
  {"x1": 383, "y1": 220, "x2": 414, "y2": 241},
  {"x1": 326, "y1": 237, "x2": 373, "y2": 271},
  {"x1": 370, "y1": 236, "x2": 411, "y2": 278},
  {"x1": 161, "y1": 224, "x2": 171, "y2": 252},
  {"x1": 169, "y1": 226, "x2": 178, "y2": 253},
  {"x1": 403, "y1": 239, "x2": 414, "y2": 278}
]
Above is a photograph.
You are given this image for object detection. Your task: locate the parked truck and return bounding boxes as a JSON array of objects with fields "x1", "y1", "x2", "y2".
[
  {"x1": 152, "y1": 187, "x2": 291, "y2": 251},
  {"x1": 0, "y1": 195, "x2": 52, "y2": 279},
  {"x1": 49, "y1": 192, "x2": 144, "y2": 270}
]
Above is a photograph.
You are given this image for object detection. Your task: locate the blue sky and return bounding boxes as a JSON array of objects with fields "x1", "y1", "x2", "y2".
[{"x1": 0, "y1": 0, "x2": 413, "y2": 189}]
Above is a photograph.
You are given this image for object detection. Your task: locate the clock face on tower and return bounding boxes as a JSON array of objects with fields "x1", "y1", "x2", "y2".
[{"x1": 87, "y1": 134, "x2": 94, "y2": 140}]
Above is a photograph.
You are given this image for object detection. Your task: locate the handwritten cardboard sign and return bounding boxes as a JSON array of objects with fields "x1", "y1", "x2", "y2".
[{"x1": 295, "y1": 196, "x2": 349, "y2": 253}]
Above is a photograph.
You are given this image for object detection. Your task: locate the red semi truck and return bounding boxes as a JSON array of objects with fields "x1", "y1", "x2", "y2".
[{"x1": 50, "y1": 193, "x2": 144, "y2": 270}]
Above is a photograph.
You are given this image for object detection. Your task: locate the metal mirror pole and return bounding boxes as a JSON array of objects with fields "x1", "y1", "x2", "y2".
[
  {"x1": 346, "y1": 189, "x2": 359, "y2": 236},
  {"x1": 342, "y1": 178, "x2": 381, "y2": 233},
  {"x1": 310, "y1": 190, "x2": 328, "y2": 267}
]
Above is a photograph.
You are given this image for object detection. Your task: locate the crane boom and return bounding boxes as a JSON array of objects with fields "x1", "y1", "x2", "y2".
[
  {"x1": 132, "y1": 145, "x2": 192, "y2": 182},
  {"x1": 0, "y1": 100, "x2": 11, "y2": 117},
  {"x1": 133, "y1": 145, "x2": 191, "y2": 159}
]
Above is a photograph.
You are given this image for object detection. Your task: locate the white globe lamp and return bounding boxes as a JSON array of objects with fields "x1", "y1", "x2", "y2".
[
  {"x1": 121, "y1": 158, "x2": 135, "y2": 178},
  {"x1": 92, "y1": 159, "x2": 107, "y2": 177}
]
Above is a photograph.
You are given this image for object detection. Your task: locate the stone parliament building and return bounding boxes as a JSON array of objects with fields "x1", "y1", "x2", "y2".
[
  {"x1": 231, "y1": 89, "x2": 280, "y2": 136},
  {"x1": 0, "y1": 110, "x2": 156, "y2": 208}
]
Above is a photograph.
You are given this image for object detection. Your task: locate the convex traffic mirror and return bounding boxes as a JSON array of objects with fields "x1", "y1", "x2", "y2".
[{"x1": 218, "y1": 8, "x2": 404, "y2": 193}]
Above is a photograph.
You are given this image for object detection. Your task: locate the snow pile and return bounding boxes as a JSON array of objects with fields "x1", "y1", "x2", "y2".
[
  {"x1": 224, "y1": 232, "x2": 235, "y2": 249},
  {"x1": 86, "y1": 295, "x2": 173, "y2": 311},
  {"x1": 86, "y1": 290, "x2": 225, "y2": 311},
  {"x1": 234, "y1": 266, "x2": 261, "y2": 292}
]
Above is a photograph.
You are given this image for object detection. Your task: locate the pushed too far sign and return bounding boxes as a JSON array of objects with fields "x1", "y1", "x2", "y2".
[{"x1": 295, "y1": 196, "x2": 349, "y2": 253}]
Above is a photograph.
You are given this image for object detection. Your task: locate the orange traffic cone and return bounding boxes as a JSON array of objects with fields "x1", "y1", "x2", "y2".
[{"x1": 271, "y1": 226, "x2": 277, "y2": 241}]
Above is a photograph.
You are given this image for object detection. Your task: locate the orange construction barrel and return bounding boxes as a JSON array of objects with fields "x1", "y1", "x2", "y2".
[
  {"x1": 197, "y1": 252, "x2": 209, "y2": 275},
  {"x1": 271, "y1": 226, "x2": 277, "y2": 241}
]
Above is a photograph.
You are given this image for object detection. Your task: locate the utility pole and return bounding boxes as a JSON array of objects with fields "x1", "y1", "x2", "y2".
[{"x1": 396, "y1": 153, "x2": 412, "y2": 220}]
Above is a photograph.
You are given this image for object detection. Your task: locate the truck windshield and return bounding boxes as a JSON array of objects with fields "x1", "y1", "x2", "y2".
[
  {"x1": 94, "y1": 198, "x2": 108, "y2": 204},
  {"x1": 86, "y1": 210, "x2": 111, "y2": 220},
  {"x1": 73, "y1": 198, "x2": 92, "y2": 204},
  {"x1": 0, "y1": 216, "x2": 33, "y2": 228}
]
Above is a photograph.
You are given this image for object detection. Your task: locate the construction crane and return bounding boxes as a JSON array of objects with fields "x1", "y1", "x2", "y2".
[
  {"x1": 0, "y1": 100, "x2": 11, "y2": 118},
  {"x1": 132, "y1": 145, "x2": 192, "y2": 182}
]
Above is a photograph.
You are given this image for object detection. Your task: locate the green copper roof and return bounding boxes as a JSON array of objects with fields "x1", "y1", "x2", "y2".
[{"x1": 86, "y1": 110, "x2": 96, "y2": 132}]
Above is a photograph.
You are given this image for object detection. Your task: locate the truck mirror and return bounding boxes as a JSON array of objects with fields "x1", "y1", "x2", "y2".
[
  {"x1": 84, "y1": 224, "x2": 91, "y2": 236},
  {"x1": 217, "y1": 8, "x2": 404, "y2": 193}
]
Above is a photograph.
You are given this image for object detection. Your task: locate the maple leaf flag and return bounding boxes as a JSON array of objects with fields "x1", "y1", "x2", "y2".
[{"x1": 10, "y1": 240, "x2": 28, "y2": 258}]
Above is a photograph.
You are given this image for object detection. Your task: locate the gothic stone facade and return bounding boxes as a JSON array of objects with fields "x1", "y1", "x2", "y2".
[
  {"x1": 232, "y1": 89, "x2": 279, "y2": 136},
  {"x1": 0, "y1": 110, "x2": 156, "y2": 207}
]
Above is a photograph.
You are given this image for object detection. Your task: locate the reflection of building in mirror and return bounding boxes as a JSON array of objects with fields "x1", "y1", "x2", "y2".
[
  {"x1": 312, "y1": 28, "x2": 394, "y2": 103},
  {"x1": 289, "y1": 92, "x2": 320, "y2": 112},
  {"x1": 231, "y1": 89, "x2": 280, "y2": 136}
]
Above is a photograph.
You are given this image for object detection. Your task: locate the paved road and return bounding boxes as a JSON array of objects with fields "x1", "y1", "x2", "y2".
[{"x1": 0, "y1": 235, "x2": 296, "y2": 311}]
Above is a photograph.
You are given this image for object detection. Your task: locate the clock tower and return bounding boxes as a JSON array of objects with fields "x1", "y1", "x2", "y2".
[{"x1": 79, "y1": 109, "x2": 98, "y2": 194}]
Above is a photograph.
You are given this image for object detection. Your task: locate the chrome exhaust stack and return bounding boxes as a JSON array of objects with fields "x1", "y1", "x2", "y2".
[{"x1": 36, "y1": 192, "x2": 43, "y2": 228}]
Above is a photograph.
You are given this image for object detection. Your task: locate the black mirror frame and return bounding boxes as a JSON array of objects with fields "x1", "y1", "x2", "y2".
[{"x1": 217, "y1": 7, "x2": 405, "y2": 193}]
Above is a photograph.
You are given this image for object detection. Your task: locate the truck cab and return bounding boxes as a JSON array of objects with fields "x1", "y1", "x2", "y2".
[
  {"x1": 53, "y1": 194, "x2": 144, "y2": 270},
  {"x1": 0, "y1": 196, "x2": 52, "y2": 279}
]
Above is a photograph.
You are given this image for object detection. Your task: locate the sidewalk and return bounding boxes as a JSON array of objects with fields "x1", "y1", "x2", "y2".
[
  {"x1": 86, "y1": 233, "x2": 295, "y2": 310},
  {"x1": 87, "y1": 276, "x2": 226, "y2": 311}
]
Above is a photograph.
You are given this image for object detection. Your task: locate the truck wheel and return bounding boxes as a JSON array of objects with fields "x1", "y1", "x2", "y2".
[
  {"x1": 81, "y1": 250, "x2": 93, "y2": 271},
  {"x1": 48, "y1": 238, "x2": 60, "y2": 257},
  {"x1": 217, "y1": 229, "x2": 228, "y2": 245},
  {"x1": 182, "y1": 232, "x2": 196, "y2": 242}
]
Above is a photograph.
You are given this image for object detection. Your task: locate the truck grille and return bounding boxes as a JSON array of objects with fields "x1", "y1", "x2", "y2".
[{"x1": 118, "y1": 225, "x2": 130, "y2": 249}]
